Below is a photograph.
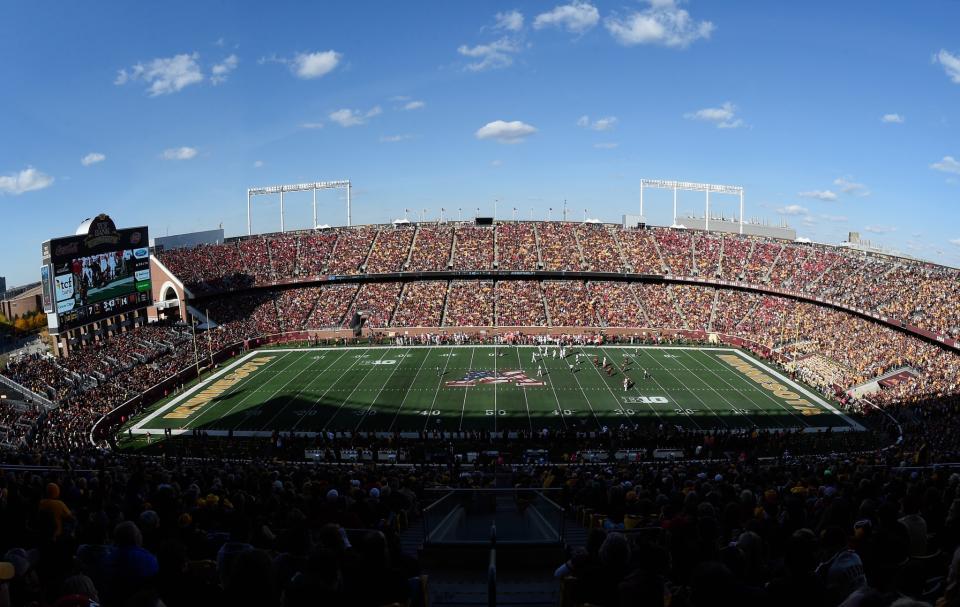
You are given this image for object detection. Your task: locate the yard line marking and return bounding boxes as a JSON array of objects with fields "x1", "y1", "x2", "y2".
[
  {"x1": 458, "y1": 347, "x2": 478, "y2": 431},
  {"x1": 669, "y1": 349, "x2": 760, "y2": 429},
  {"x1": 216, "y1": 353, "x2": 314, "y2": 431},
  {"x1": 425, "y1": 346, "x2": 455, "y2": 433},
  {"x1": 354, "y1": 348, "x2": 414, "y2": 432},
  {"x1": 179, "y1": 352, "x2": 299, "y2": 430},
  {"x1": 318, "y1": 348, "x2": 390, "y2": 431},
  {"x1": 260, "y1": 349, "x2": 350, "y2": 431},
  {"x1": 727, "y1": 349, "x2": 861, "y2": 430},
  {"x1": 319, "y1": 348, "x2": 395, "y2": 431},
  {"x1": 388, "y1": 348, "x2": 433, "y2": 432},
  {"x1": 631, "y1": 348, "x2": 703, "y2": 431},
  {"x1": 632, "y1": 356, "x2": 730, "y2": 428},
  {"x1": 299, "y1": 350, "x2": 375, "y2": 431},
  {"x1": 515, "y1": 347, "x2": 537, "y2": 433},
  {"x1": 595, "y1": 347, "x2": 664, "y2": 423},
  {"x1": 555, "y1": 349, "x2": 602, "y2": 430},
  {"x1": 684, "y1": 349, "x2": 808, "y2": 428}
]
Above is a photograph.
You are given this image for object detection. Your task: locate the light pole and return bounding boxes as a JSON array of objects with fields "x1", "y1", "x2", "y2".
[
  {"x1": 513, "y1": 208, "x2": 517, "y2": 220},
  {"x1": 458, "y1": 208, "x2": 462, "y2": 221},
  {"x1": 548, "y1": 208, "x2": 552, "y2": 221}
]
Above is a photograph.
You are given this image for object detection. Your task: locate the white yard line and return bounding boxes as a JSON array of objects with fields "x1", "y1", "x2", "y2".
[
  {"x1": 319, "y1": 348, "x2": 394, "y2": 431},
  {"x1": 668, "y1": 349, "x2": 760, "y2": 429},
  {"x1": 354, "y1": 348, "x2": 413, "y2": 432},
  {"x1": 681, "y1": 349, "x2": 803, "y2": 428},
  {"x1": 457, "y1": 347, "x2": 477, "y2": 431},
  {"x1": 515, "y1": 347, "x2": 536, "y2": 433},
  {"x1": 388, "y1": 348, "x2": 433, "y2": 432},
  {"x1": 132, "y1": 351, "x2": 292, "y2": 433},
  {"x1": 424, "y1": 346, "x2": 455, "y2": 433},
  {"x1": 729, "y1": 349, "x2": 863, "y2": 431},
  {"x1": 259, "y1": 349, "x2": 350, "y2": 431}
]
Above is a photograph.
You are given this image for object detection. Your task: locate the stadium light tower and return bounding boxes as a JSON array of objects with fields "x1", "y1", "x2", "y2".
[
  {"x1": 640, "y1": 179, "x2": 745, "y2": 233},
  {"x1": 246, "y1": 180, "x2": 352, "y2": 235}
]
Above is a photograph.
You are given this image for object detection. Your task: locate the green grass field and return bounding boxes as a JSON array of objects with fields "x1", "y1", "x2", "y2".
[{"x1": 125, "y1": 345, "x2": 862, "y2": 439}]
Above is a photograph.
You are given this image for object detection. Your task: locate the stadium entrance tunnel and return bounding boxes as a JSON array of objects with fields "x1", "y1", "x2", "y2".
[
  {"x1": 155, "y1": 282, "x2": 182, "y2": 322},
  {"x1": 420, "y1": 488, "x2": 566, "y2": 566}
]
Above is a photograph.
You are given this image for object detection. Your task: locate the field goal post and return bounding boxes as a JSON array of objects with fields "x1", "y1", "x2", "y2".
[
  {"x1": 247, "y1": 180, "x2": 352, "y2": 235},
  {"x1": 640, "y1": 179, "x2": 744, "y2": 233}
]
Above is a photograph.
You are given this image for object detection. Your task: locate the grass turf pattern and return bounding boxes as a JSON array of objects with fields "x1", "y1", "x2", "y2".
[{"x1": 128, "y1": 345, "x2": 861, "y2": 437}]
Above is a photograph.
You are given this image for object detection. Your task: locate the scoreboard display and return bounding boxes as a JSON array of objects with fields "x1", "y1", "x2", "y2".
[{"x1": 42, "y1": 215, "x2": 152, "y2": 331}]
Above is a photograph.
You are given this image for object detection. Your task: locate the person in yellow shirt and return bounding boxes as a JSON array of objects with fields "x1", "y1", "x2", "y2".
[{"x1": 38, "y1": 483, "x2": 73, "y2": 539}]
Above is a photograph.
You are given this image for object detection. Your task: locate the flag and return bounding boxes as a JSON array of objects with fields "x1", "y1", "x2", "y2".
[{"x1": 445, "y1": 369, "x2": 544, "y2": 387}]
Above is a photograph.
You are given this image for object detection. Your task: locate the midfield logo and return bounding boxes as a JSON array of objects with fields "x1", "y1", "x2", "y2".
[{"x1": 445, "y1": 370, "x2": 545, "y2": 387}]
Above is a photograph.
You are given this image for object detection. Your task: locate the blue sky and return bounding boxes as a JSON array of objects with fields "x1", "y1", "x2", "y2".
[{"x1": 2, "y1": 0, "x2": 959, "y2": 285}]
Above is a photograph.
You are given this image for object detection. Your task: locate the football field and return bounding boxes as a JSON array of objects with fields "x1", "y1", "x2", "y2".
[{"x1": 127, "y1": 345, "x2": 862, "y2": 438}]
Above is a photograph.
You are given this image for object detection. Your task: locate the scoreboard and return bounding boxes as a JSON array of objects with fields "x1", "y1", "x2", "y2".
[{"x1": 41, "y1": 214, "x2": 152, "y2": 332}]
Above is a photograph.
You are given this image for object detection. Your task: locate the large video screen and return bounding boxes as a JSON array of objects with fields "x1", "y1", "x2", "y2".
[{"x1": 46, "y1": 216, "x2": 151, "y2": 330}]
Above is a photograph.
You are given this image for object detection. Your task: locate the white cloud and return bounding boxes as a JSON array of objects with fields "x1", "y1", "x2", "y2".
[
  {"x1": 833, "y1": 177, "x2": 869, "y2": 196},
  {"x1": 211, "y1": 54, "x2": 238, "y2": 84},
  {"x1": 490, "y1": 159, "x2": 503, "y2": 167},
  {"x1": 605, "y1": 0, "x2": 714, "y2": 48},
  {"x1": 495, "y1": 10, "x2": 524, "y2": 32},
  {"x1": 475, "y1": 120, "x2": 537, "y2": 144},
  {"x1": 328, "y1": 106, "x2": 381, "y2": 127},
  {"x1": 380, "y1": 134, "x2": 415, "y2": 143},
  {"x1": 864, "y1": 225, "x2": 896, "y2": 234},
  {"x1": 253, "y1": 160, "x2": 264, "y2": 168},
  {"x1": 931, "y1": 156, "x2": 960, "y2": 175},
  {"x1": 949, "y1": 238, "x2": 960, "y2": 247},
  {"x1": 935, "y1": 49, "x2": 960, "y2": 84},
  {"x1": 0, "y1": 167, "x2": 54, "y2": 195},
  {"x1": 116, "y1": 53, "x2": 204, "y2": 96},
  {"x1": 821, "y1": 214, "x2": 848, "y2": 222},
  {"x1": 577, "y1": 115, "x2": 618, "y2": 131},
  {"x1": 776, "y1": 204, "x2": 808, "y2": 216},
  {"x1": 300, "y1": 122, "x2": 324, "y2": 129},
  {"x1": 534, "y1": 1, "x2": 599, "y2": 34},
  {"x1": 684, "y1": 102, "x2": 744, "y2": 129},
  {"x1": 798, "y1": 190, "x2": 838, "y2": 201},
  {"x1": 881, "y1": 113, "x2": 904, "y2": 124},
  {"x1": 161, "y1": 146, "x2": 198, "y2": 160},
  {"x1": 593, "y1": 142, "x2": 619, "y2": 149},
  {"x1": 457, "y1": 37, "x2": 522, "y2": 71},
  {"x1": 403, "y1": 100, "x2": 425, "y2": 111},
  {"x1": 81, "y1": 152, "x2": 106, "y2": 166},
  {"x1": 291, "y1": 50, "x2": 341, "y2": 79}
]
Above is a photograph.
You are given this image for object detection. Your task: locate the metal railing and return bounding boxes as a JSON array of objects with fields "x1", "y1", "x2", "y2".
[{"x1": 421, "y1": 488, "x2": 564, "y2": 545}]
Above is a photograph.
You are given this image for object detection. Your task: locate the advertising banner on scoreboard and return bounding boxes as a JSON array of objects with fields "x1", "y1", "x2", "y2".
[
  {"x1": 40, "y1": 265, "x2": 53, "y2": 313},
  {"x1": 46, "y1": 215, "x2": 152, "y2": 330}
]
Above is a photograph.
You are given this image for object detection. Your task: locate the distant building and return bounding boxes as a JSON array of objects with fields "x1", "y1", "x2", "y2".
[
  {"x1": 0, "y1": 282, "x2": 42, "y2": 319},
  {"x1": 151, "y1": 228, "x2": 224, "y2": 252},
  {"x1": 0, "y1": 276, "x2": 6, "y2": 298}
]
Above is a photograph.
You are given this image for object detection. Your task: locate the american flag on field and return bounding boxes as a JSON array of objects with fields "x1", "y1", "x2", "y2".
[{"x1": 445, "y1": 370, "x2": 545, "y2": 387}]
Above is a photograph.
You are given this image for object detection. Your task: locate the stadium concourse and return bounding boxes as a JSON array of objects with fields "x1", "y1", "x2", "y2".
[{"x1": 2, "y1": 221, "x2": 960, "y2": 606}]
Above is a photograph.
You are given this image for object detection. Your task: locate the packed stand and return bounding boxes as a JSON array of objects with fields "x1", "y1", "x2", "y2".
[
  {"x1": 616, "y1": 229, "x2": 666, "y2": 274},
  {"x1": 276, "y1": 287, "x2": 322, "y2": 332},
  {"x1": 268, "y1": 234, "x2": 300, "y2": 280},
  {"x1": 543, "y1": 280, "x2": 594, "y2": 327},
  {"x1": 496, "y1": 222, "x2": 539, "y2": 270},
  {"x1": 654, "y1": 228, "x2": 695, "y2": 276},
  {"x1": 391, "y1": 281, "x2": 447, "y2": 327},
  {"x1": 295, "y1": 230, "x2": 338, "y2": 277},
  {"x1": 303, "y1": 284, "x2": 358, "y2": 329},
  {"x1": 327, "y1": 226, "x2": 377, "y2": 275},
  {"x1": 577, "y1": 224, "x2": 626, "y2": 272},
  {"x1": 633, "y1": 283, "x2": 685, "y2": 329},
  {"x1": 589, "y1": 281, "x2": 648, "y2": 327},
  {"x1": 693, "y1": 232, "x2": 723, "y2": 277},
  {"x1": 343, "y1": 282, "x2": 402, "y2": 328},
  {"x1": 451, "y1": 226, "x2": 494, "y2": 270},
  {"x1": 407, "y1": 225, "x2": 453, "y2": 271},
  {"x1": 496, "y1": 280, "x2": 547, "y2": 326},
  {"x1": 365, "y1": 226, "x2": 414, "y2": 273},
  {"x1": 671, "y1": 285, "x2": 716, "y2": 332},
  {"x1": 443, "y1": 280, "x2": 494, "y2": 326},
  {"x1": 537, "y1": 222, "x2": 586, "y2": 271}
]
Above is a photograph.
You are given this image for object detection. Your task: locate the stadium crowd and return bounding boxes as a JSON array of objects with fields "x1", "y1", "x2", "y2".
[{"x1": 156, "y1": 222, "x2": 960, "y2": 343}]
